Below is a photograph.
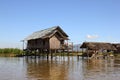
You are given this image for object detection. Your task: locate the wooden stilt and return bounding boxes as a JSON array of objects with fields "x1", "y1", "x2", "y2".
[
  {"x1": 50, "y1": 50, "x2": 53, "y2": 59},
  {"x1": 63, "y1": 49, "x2": 64, "y2": 56},
  {"x1": 47, "y1": 49, "x2": 49, "y2": 60},
  {"x1": 82, "y1": 48, "x2": 84, "y2": 59},
  {"x1": 40, "y1": 49, "x2": 42, "y2": 57},
  {"x1": 35, "y1": 50, "x2": 37, "y2": 58},
  {"x1": 67, "y1": 40, "x2": 69, "y2": 56},
  {"x1": 72, "y1": 42, "x2": 73, "y2": 55},
  {"x1": 41, "y1": 49, "x2": 44, "y2": 59},
  {"x1": 38, "y1": 49, "x2": 40, "y2": 58},
  {"x1": 87, "y1": 47, "x2": 89, "y2": 59}
]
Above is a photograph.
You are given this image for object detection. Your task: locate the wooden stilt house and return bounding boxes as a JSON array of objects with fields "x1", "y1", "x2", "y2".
[
  {"x1": 112, "y1": 43, "x2": 120, "y2": 53},
  {"x1": 25, "y1": 26, "x2": 69, "y2": 54},
  {"x1": 80, "y1": 42, "x2": 116, "y2": 58}
]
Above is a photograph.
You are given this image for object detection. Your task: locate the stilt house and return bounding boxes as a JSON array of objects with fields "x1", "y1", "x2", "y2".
[
  {"x1": 112, "y1": 43, "x2": 120, "y2": 53},
  {"x1": 25, "y1": 26, "x2": 69, "y2": 53},
  {"x1": 80, "y1": 42, "x2": 116, "y2": 57}
]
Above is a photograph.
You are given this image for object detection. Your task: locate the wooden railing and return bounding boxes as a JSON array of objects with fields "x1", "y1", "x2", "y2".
[{"x1": 60, "y1": 44, "x2": 68, "y2": 49}]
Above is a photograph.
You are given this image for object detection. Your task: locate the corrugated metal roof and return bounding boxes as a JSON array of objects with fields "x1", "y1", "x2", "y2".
[{"x1": 25, "y1": 26, "x2": 58, "y2": 40}]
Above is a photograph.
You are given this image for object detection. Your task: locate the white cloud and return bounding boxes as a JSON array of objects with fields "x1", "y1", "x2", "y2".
[{"x1": 86, "y1": 34, "x2": 99, "y2": 39}]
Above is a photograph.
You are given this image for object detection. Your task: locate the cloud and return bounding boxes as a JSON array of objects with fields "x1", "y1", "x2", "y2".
[{"x1": 86, "y1": 34, "x2": 99, "y2": 39}]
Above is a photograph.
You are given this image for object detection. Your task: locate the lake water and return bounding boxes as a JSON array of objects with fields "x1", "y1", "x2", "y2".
[{"x1": 0, "y1": 56, "x2": 120, "y2": 80}]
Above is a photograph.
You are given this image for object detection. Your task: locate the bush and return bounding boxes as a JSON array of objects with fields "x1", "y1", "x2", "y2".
[{"x1": 0, "y1": 48, "x2": 23, "y2": 56}]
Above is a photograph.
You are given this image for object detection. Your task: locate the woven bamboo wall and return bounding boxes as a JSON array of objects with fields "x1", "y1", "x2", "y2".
[{"x1": 49, "y1": 35, "x2": 60, "y2": 49}]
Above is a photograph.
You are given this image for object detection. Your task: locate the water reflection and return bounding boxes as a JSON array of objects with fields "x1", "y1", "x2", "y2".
[
  {"x1": 0, "y1": 57, "x2": 120, "y2": 80},
  {"x1": 82, "y1": 59, "x2": 120, "y2": 80},
  {"x1": 24, "y1": 57, "x2": 84, "y2": 80},
  {"x1": 24, "y1": 57, "x2": 120, "y2": 80},
  {"x1": 0, "y1": 57, "x2": 27, "y2": 80}
]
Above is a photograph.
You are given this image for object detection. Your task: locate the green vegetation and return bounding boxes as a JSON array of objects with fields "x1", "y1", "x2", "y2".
[
  {"x1": 114, "y1": 54, "x2": 120, "y2": 57},
  {"x1": 0, "y1": 48, "x2": 23, "y2": 57},
  {"x1": 50, "y1": 52, "x2": 82, "y2": 56}
]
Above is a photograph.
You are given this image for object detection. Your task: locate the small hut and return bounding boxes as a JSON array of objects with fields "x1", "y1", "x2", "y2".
[
  {"x1": 24, "y1": 26, "x2": 69, "y2": 56},
  {"x1": 112, "y1": 43, "x2": 120, "y2": 53},
  {"x1": 80, "y1": 42, "x2": 116, "y2": 58}
]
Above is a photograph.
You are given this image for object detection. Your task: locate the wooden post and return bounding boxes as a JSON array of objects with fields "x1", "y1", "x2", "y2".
[
  {"x1": 63, "y1": 49, "x2": 64, "y2": 56},
  {"x1": 50, "y1": 49, "x2": 53, "y2": 59},
  {"x1": 67, "y1": 40, "x2": 69, "y2": 56},
  {"x1": 87, "y1": 47, "x2": 89, "y2": 59},
  {"x1": 54, "y1": 49, "x2": 56, "y2": 57},
  {"x1": 34, "y1": 49, "x2": 36, "y2": 57},
  {"x1": 40, "y1": 49, "x2": 42, "y2": 57},
  {"x1": 72, "y1": 42, "x2": 73, "y2": 56},
  {"x1": 42, "y1": 49, "x2": 44, "y2": 59},
  {"x1": 82, "y1": 48, "x2": 84, "y2": 59},
  {"x1": 47, "y1": 49, "x2": 49, "y2": 60},
  {"x1": 30, "y1": 49, "x2": 33, "y2": 58},
  {"x1": 38, "y1": 49, "x2": 40, "y2": 58}
]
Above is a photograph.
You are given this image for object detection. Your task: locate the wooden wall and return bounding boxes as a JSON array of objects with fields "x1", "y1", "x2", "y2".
[
  {"x1": 49, "y1": 35, "x2": 60, "y2": 49},
  {"x1": 27, "y1": 38, "x2": 49, "y2": 49},
  {"x1": 27, "y1": 35, "x2": 65, "y2": 50}
]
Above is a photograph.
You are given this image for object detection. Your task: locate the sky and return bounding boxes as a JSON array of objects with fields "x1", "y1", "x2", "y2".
[{"x1": 0, "y1": 0, "x2": 120, "y2": 49}]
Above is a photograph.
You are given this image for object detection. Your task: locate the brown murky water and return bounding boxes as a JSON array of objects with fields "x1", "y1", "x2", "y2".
[{"x1": 0, "y1": 56, "x2": 120, "y2": 80}]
